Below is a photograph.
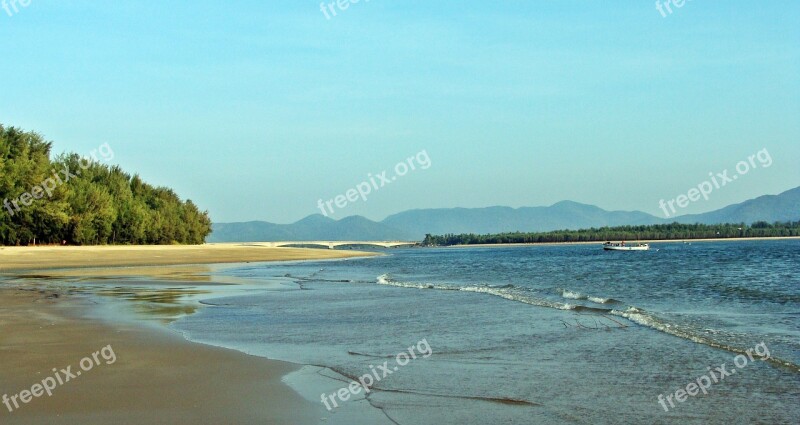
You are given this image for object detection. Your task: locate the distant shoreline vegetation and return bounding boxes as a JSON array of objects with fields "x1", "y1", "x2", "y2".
[
  {"x1": 1, "y1": 125, "x2": 211, "y2": 246},
  {"x1": 421, "y1": 222, "x2": 800, "y2": 246}
]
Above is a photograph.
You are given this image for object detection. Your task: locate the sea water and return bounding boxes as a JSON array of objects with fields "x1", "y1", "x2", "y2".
[{"x1": 172, "y1": 240, "x2": 800, "y2": 424}]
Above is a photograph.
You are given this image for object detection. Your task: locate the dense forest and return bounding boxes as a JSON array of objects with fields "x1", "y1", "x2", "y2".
[
  {"x1": 0, "y1": 125, "x2": 211, "y2": 245},
  {"x1": 422, "y1": 222, "x2": 800, "y2": 246}
]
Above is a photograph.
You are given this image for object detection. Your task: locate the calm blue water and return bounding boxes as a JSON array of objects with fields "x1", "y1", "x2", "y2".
[{"x1": 174, "y1": 240, "x2": 800, "y2": 424}]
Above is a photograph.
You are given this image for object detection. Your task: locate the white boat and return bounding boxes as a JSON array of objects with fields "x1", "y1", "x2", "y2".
[{"x1": 603, "y1": 242, "x2": 649, "y2": 251}]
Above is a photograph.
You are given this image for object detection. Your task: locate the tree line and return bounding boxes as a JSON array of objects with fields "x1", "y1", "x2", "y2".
[
  {"x1": 1, "y1": 124, "x2": 211, "y2": 245},
  {"x1": 421, "y1": 222, "x2": 800, "y2": 246}
]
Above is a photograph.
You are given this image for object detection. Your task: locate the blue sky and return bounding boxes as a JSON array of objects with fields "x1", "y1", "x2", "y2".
[{"x1": 1, "y1": 1, "x2": 798, "y2": 223}]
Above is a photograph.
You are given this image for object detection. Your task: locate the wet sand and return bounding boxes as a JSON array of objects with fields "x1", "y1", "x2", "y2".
[{"x1": 0, "y1": 245, "x2": 377, "y2": 424}]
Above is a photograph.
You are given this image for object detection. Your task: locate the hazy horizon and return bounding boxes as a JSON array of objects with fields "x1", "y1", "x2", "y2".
[{"x1": 217, "y1": 185, "x2": 796, "y2": 224}]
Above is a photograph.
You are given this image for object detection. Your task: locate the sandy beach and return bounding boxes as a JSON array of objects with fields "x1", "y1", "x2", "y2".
[
  {"x1": 0, "y1": 243, "x2": 378, "y2": 271},
  {"x1": 0, "y1": 245, "x2": 377, "y2": 424}
]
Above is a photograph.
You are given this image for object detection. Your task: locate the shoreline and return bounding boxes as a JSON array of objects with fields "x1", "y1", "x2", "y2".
[
  {"x1": 0, "y1": 246, "x2": 379, "y2": 424},
  {"x1": 441, "y1": 235, "x2": 800, "y2": 248}
]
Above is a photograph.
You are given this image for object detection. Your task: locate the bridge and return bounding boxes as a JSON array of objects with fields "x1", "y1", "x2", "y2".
[{"x1": 243, "y1": 241, "x2": 418, "y2": 249}]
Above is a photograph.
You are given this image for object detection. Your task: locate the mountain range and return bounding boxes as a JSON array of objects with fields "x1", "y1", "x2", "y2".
[{"x1": 208, "y1": 186, "x2": 800, "y2": 242}]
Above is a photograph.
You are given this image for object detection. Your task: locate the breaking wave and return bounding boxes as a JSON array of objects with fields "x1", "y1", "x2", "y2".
[{"x1": 375, "y1": 274, "x2": 800, "y2": 373}]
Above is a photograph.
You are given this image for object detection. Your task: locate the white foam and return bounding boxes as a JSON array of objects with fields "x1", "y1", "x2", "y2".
[
  {"x1": 588, "y1": 296, "x2": 612, "y2": 304},
  {"x1": 561, "y1": 289, "x2": 583, "y2": 300},
  {"x1": 560, "y1": 289, "x2": 613, "y2": 304},
  {"x1": 377, "y1": 275, "x2": 575, "y2": 311}
]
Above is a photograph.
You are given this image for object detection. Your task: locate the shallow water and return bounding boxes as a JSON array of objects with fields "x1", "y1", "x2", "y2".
[{"x1": 170, "y1": 240, "x2": 800, "y2": 424}]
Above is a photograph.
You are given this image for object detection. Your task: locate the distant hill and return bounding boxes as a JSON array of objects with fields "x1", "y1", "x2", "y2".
[
  {"x1": 210, "y1": 215, "x2": 416, "y2": 242},
  {"x1": 674, "y1": 186, "x2": 800, "y2": 224},
  {"x1": 380, "y1": 201, "x2": 662, "y2": 236},
  {"x1": 208, "y1": 186, "x2": 800, "y2": 242}
]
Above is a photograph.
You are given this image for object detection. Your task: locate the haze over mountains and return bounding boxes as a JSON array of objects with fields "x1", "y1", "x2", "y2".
[{"x1": 208, "y1": 186, "x2": 800, "y2": 242}]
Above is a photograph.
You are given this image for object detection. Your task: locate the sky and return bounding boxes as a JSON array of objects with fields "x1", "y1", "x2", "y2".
[{"x1": 1, "y1": 1, "x2": 798, "y2": 223}]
